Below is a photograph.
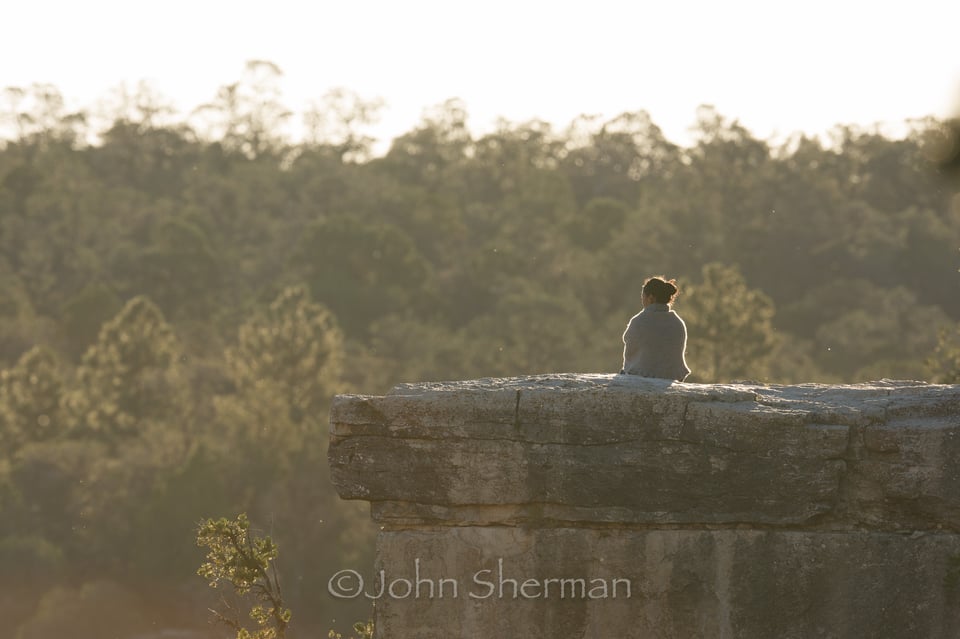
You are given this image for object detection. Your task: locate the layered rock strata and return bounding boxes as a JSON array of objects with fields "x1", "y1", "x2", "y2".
[{"x1": 328, "y1": 375, "x2": 960, "y2": 638}]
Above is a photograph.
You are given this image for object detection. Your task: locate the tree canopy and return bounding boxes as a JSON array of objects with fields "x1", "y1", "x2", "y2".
[{"x1": 1, "y1": 65, "x2": 958, "y2": 637}]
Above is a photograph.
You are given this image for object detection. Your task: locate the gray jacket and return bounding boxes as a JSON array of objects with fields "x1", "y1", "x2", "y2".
[{"x1": 621, "y1": 303, "x2": 691, "y2": 381}]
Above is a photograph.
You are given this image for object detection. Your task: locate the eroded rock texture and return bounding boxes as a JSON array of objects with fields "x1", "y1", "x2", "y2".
[{"x1": 328, "y1": 375, "x2": 960, "y2": 638}]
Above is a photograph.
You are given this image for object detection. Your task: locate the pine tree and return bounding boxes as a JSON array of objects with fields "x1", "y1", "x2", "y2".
[
  {"x1": 225, "y1": 285, "x2": 343, "y2": 424},
  {"x1": 681, "y1": 262, "x2": 779, "y2": 382},
  {"x1": 0, "y1": 345, "x2": 65, "y2": 451},
  {"x1": 62, "y1": 295, "x2": 185, "y2": 437}
]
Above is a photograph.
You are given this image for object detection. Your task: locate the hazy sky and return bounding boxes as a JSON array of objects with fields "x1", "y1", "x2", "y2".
[{"x1": 4, "y1": 0, "x2": 959, "y2": 150}]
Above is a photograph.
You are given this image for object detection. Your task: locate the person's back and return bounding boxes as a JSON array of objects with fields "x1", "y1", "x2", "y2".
[{"x1": 621, "y1": 276, "x2": 691, "y2": 382}]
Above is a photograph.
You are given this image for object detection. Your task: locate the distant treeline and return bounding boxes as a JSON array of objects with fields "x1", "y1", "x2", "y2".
[{"x1": 0, "y1": 63, "x2": 958, "y2": 638}]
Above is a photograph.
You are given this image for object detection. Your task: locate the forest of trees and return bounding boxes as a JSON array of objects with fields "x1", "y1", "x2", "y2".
[{"x1": 0, "y1": 61, "x2": 958, "y2": 637}]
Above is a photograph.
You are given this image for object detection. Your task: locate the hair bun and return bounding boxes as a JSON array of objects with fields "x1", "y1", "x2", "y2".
[{"x1": 643, "y1": 276, "x2": 679, "y2": 304}]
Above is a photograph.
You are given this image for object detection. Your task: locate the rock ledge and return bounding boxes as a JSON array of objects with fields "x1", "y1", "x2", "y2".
[{"x1": 328, "y1": 375, "x2": 960, "y2": 638}]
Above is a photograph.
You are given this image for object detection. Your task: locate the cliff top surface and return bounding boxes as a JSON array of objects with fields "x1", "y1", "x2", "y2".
[{"x1": 329, "y1": 374, "x2": 960, "y2": 531}]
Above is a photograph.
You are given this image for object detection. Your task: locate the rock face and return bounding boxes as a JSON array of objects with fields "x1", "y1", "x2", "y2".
[{"x1": 328, "y1": 374, "x2": 960, "y2": 638}]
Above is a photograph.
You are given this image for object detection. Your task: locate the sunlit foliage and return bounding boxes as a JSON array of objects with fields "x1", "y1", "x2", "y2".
[
  {"x1": 197, "y1": 513, "x2": 291, "y2": 639},
  {"x1": 0, "y1": 65, "x2": 958, "y2": 636}
]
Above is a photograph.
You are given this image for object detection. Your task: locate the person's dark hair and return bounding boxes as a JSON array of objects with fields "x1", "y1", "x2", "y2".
[{"x1": 642, "y1": 276, "x2": 679, "y2": 304}]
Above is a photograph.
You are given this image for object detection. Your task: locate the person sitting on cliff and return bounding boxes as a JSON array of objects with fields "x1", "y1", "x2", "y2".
[{"x1": 620, "y1": 276, "x2": 691, "y2": 382}]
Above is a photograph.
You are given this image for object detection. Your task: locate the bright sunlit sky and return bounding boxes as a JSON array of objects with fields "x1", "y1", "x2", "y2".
[{"x1": 4, "y1": 0, "x2": 960, "y2": 152}]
